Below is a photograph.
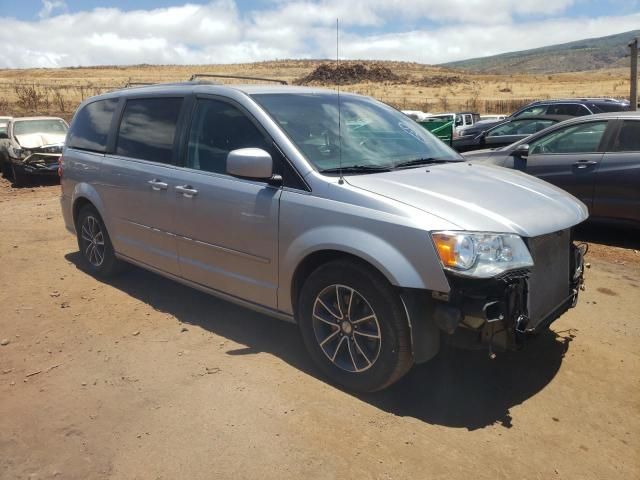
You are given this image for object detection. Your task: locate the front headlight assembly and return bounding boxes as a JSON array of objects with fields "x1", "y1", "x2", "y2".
[{"x1": 431, "y1": 231, "x2": 533, "y2": 278}]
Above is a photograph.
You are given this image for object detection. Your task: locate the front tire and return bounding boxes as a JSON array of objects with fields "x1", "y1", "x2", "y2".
[
  {"x1": 11, "y1": 163, "x2": 27, "y2": 186},
  {"x1": 76, "y1": 205, "x2": 124, "y2": 278},
  {"x1": 0, "y1": 156, "x2": 12, "y2": 178},
  {"x1": 298, "y1": 259, "x2": 413, "y2": 392}
]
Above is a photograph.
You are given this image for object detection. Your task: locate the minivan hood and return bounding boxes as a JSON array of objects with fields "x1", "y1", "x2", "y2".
[
  {"x1": 345, "y1": 162, "x2": 588, "y2": 238},
  {"x1": 15, "y1": 133, "x2": 66, "y2": 149}
]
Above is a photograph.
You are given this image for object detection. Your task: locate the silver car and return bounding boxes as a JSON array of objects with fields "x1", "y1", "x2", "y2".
[{"x1": 60, "y1": 82, "x2": 588, "y2": 391}]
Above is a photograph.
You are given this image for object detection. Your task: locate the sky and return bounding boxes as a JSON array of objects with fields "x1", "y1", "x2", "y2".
[{"x1": 0, "y1": 0, "x2": 638, "y2": 68}]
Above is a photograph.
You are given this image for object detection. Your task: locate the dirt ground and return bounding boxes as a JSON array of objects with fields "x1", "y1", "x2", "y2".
[{"x1": 0, "y1": 178, "x2": 638, "y2": 480}]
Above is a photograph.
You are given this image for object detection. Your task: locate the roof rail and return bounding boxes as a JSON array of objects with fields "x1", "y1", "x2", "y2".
[
  {"x1": 189, "y1": 73, "x2": 287, "y2": 85},
  {"x1": 124, "y1": 81, "x2": 155, "y2": 88}
]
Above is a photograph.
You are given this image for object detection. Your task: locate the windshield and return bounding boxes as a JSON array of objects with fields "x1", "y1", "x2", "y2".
[
  {"x1": 252, "y1": 93, "x2": 461, "y2": 172},
  {"x1": 13, "y1": 119, "x2": 68, "y2": 137}
]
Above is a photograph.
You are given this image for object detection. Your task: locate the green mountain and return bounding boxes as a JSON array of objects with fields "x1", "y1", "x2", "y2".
[{"x1": 443, "y1": 30, "x2": 639, "y2": 74}]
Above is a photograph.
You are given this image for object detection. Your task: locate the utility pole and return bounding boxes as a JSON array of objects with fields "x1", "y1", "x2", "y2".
[{"x1": 630, "y1": 37, "x2": 638, "y2": 111}]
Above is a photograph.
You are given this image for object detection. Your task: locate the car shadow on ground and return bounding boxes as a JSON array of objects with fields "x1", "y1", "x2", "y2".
[
  {"x1": 2, "y1": 175, "x2": 59, "y2": 188},
  {"x1": 65, "y1": 252, "x2": 572, "y2": 431}
]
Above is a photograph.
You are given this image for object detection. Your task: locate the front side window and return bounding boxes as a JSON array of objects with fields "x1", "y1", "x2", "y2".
[
  {"x1": 613, "y1": 120, "x2": 640, "y2": 152},
  {"x1": 68, "y1": 98, "x2": 118, "y2": 152},
  {"x1": 186, "y1": 99, "x2": 270, "y2": 174},
  {"x1": 116, "y1": 97, "x2": 183, "y2": 164},
  {"x1": 13, "y1": 119, "x2": 68, "y2": 138},
  {"x1": 488, "y1": 119, "x2": 556, "y2": 137},
  {"x1": 252, "y1": 93, "x2": 460, "y2": 172},
  {"x1": 529, "y1": 121, "x2": 607, "y2": 155}
]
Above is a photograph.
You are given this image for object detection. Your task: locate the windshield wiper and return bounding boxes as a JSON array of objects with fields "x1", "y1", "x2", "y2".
[
  {"x1": 393, "y1": 158, "x2": 457, "y2": 169},
  {"x1": 319, "y1": 165, "x2": 392, "y2": 174}
]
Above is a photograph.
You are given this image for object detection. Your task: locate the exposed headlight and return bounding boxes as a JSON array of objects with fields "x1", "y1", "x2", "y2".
[
  {"x1": 431, "y1": 231, "x2": 533, "y2": 278},
  {"x1": 9, "y1": 146, "x2": 24, "y2": 159}
]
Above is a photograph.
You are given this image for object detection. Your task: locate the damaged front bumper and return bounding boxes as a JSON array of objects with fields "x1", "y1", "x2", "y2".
[
  {"x1": 432, "y1": 232, "x2": 586, "y2": 353},
  {"x1": 12, "y1": 151, "x2": 61, "y2": 176}
]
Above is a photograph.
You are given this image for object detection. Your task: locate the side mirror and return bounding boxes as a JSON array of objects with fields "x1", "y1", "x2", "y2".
[
  {"x1": 475, "y1": 130, "x2": 487, "y2": 141},
  {"x1": 513, "y1": 143, "x2": 529, "y2": 158},
  {"x1": 0, "y1": 132, "x2": 8, "y2": 140},
  {"x1": 227, "y1": 148, "x2": 280, "y2": 184}
]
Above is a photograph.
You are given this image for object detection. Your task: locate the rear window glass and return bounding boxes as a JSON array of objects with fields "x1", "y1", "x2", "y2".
[
  {"x1": 613, "y1": 120, "x2": 640, "y2": 152},
  {"x1": 68, "y1": 99, "x2": 118, "y2": 152},
  {"x1": 591, "y1": 103, "x2": 629, "y2": 113},
  {"x1": 116, "y1": 97, "x2": 183, "y2": 164}
]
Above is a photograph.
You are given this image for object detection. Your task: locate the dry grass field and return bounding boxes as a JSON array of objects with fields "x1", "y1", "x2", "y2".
[{"x1": 0, "y1": 60, "x2": 632, "y2": 121}]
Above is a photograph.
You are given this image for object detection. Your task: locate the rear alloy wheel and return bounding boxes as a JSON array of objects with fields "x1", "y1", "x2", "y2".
[
  {"x1": 76, "y1": 205, "x2": 124, "y2": 278},
  {"x1": 299, "y1": 259, "x2": 413, "y2": 392}
]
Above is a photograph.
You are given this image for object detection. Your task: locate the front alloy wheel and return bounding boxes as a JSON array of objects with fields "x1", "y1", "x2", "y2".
[
  {"x1": 299, "y1": 259, "x2": 413, "y2": 392},
  {"x1": 312, "y1": 284, "x2": 382, "y2": 373}
]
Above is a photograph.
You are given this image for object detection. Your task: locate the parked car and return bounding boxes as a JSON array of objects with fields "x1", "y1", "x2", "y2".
[
  {"x1": 512, "y1": 98, "x2": 630, "y2": 118},
  {"x1": 0, "y1": 117, "x2": 11, "y2": 138},
  {"x1": 453, "y1": 115, "x2": 570, "y2": 152},
  {"x1": 458, "y1": 98, "x2": 631, "y2": 140},
  {"x1": 401, "y1": 110, "x2": 430, "y2": 122},
  {"x1": 60, "y1": 82, "x2": 587, "y2": 391},
  {"x1": 0, "y1": 116, "x2": 68, "y2": 186},
  {"x1": 464, "y1": 112, "x2": 640, "y2": 228},
  {"x1": 479, "y1": 114, "x2": 506, "y2": 122},
  {"x1": 435, "y1": 111, "x2": 480, "y2": 132}
]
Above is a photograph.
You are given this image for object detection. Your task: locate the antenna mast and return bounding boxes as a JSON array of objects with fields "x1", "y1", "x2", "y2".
[{"x1": 337, "y1": 18, "x2": 344, "y2": 184}]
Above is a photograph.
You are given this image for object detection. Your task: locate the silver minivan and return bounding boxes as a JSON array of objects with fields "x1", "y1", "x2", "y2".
[{"x1": 60, "y1": 81, "x2": 588, "y2": 391}]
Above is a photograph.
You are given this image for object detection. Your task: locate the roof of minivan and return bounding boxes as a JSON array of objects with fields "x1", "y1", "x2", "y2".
[{"x1": 96, "y1": 82, "x2": 344, "y2": 99}]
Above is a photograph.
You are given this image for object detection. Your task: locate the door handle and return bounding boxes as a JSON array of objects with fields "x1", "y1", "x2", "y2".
[
  {"x1": 573, "y1": 160, "x2": 598, "y2": 169},
  {"x1": 148, "y1": 179, "x2": 168, "y2": 191},
  {"x1": 175, "y1": 185, "x2": 198, "y2": 198}
]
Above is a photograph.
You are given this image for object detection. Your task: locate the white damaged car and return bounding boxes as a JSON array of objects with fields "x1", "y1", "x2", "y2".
[{"x1": 0, "y1": 116, "x2": 68, "y2": 186}]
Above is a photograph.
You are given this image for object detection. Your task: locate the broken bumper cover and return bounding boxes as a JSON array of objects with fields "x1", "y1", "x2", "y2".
[
  {"x1": 433, "y1": 234, "x2": 586, "y2": 351},
  {"x1": 12, "y1": 152, "x2": 61, "y2": 176}
]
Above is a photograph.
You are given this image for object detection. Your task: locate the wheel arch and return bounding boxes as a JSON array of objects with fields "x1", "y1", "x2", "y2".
[
  {"x1": 283, "y1": 226, "x2": 441, "y2": 315},
  {"x1": 71, "y1": 183, "x2": 109, "y2": 229},
  {"x1": 290, "y1": 250, "x2": 389, "y2": 317}
]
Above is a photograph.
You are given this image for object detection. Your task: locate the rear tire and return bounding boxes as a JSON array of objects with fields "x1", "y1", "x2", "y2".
[
  {"x1": 76, "y1": 205, "x2": 124, "y2": 278},
  {"x1": 298, "y1": 259, "x2": 413, "y2": 392}
]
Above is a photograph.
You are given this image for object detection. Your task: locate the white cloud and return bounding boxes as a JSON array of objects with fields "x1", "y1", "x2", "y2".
[
  {"x1": 0, "y1": 0, "x2": 637, "y2": 68},
  {"x1": 38, "y1": 0, "x2": 67, "y2": 19}
]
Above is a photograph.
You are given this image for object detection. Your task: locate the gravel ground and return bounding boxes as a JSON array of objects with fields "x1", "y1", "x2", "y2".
[{"x1": 0, "y1": 178, "x2": 639, "y2": 480}]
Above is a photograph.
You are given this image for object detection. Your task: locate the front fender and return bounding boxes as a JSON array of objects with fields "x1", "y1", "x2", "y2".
[{"x1": 278, "y1": 225, "x2": 450, "y2": 315}]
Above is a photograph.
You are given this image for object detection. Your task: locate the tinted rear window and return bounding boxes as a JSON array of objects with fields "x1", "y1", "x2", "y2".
[
  {"x1": 613, "y1": 120, "x2": 640, "y2": 152},
  {"x1": 68, "y1": 99, "x2": 118, "y2": 152},
  {"x1": 116, "y1": 97, "x2": 183, "y2": 164},
  {"x1": 591, "y1": 103, "x2": 629, "y2": 113}
]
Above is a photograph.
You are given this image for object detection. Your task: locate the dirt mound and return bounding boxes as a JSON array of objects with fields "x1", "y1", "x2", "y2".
[
  {"x1": 295, "y1": 62, "x2": 401, "y2": 85},
  {"x1": 411, "y1": 75, "x2": 468, "y2": 87}
]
